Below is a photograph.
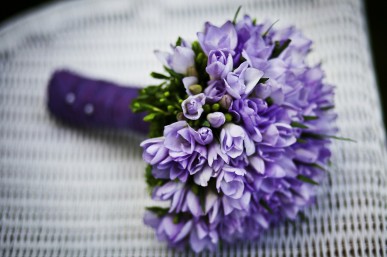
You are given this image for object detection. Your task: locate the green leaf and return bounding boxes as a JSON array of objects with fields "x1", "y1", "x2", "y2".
[
  {"x1": 291, "y1": 121, "x2": 309, "y2": 129},
  {"x1": 262, "y1": 20, "x2": 279, "y2": 37},
  {"x1": 266, "y1": 97, "x2": 273, "y2": 106},
  {"x1": 270, "y1": 39, "x2": 291, "y2": 59},
  {"x1": 302, "y1": 133, "x2": 356, "y2": 143},
  {"x1": 232, "y1": 6, "x2": 242, "y2": 24},
  {"x1": 296, "y1": 138, "x2": 308, "y2": 144},
  {"x1": 164, "y1": 66, "x2": 183, "y2": 79},
  {"x1": 141, "y1": 103, "x2": 167, "y2": 114},
  {"x1": 191, "y1": 184, "x2": 199, "y2": 195},
  {"x1": 173, "y1": 215, "x2": 180, "y2": 224},
  {"x1": 301, "y1": 132, "x2": 325, "y2": 140},
  {"x1": 296, "y1": 161, "x2": 328, "y2": 172},
  {"x1": 320, "y1": 106, "x2": 335, "y2": 111},
  {"x1": 143, "y1": 113, "x2": 157, "y2": 122},
  {"x1": 258, "y1": 77, "x2": 269, "y2": 84},
  {"x1": 146, "y1": 206, "x2": 169, "y2": 217},
  {"x1": 145, "y1": 165, "x2": 165, "y2": 189},
  {"x1": 326, "y1": 135, "x2": 356, "y2": 142},
  {"x1": 296, "y1": 175, "x2": 319, "y2": 185},
  {"x1": 175, "y1": 37, "x2": 183, "y2": 46},
  {"x1": 303, "y1": 116, "x2": 319, "y2": 121},
  {"x1": 191, "y1": 41, "x2": 201, "y2": 54},
  {"x1": 259, "y1": 199, "x2": 274, "y2": 214},
  {"x1": 150, "y1": 72, "x2": 169, "y2": 80},
  {"x1": 202, "y1": 120, "x2": 210, "y2": 127},
  {"x1": 310, "y1": 163, "x2": 328, "y2": 172}
]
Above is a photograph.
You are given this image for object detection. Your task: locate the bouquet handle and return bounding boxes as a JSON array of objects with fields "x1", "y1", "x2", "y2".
[{"x1": 47, "y1": 70, "x2": 148, "y2": 133}]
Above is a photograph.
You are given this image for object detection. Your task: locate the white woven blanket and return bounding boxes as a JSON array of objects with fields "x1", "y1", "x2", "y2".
[{"x1": 0, "y1": 0, "x2": 386, "y2": 256}]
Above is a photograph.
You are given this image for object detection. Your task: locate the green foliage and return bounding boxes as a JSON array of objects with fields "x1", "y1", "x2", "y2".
[
  {"x1": 270, "y1": 39, "x2": 291, "y2": 59},
  {"x1": 232, "y1": 6, "x2": 242, "y2": 24},
  {"x1": 146, "y1": 206, "x2": 169, "y2": 217},
  {"x1": 258, "y1": 77, "x2": 269, "y2": 84},
  {"x1": 296, "y1": 175, "x2": 319, "y2": 185},
  {"x1": 259, "y1": 199, "x2": 274, "y2": 214},
  {"x1": 291, "y1": 121, "x2": 309, "y2": 129}
]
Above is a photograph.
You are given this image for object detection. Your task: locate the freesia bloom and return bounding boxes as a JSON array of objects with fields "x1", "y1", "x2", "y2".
[
  {"x1": 224, "y1": 62, "x2": 264, "y2": 99},
  {"x1": 155, "y1": 46, "x2": 195, "y2": 74},
  {"x1": 198, "y1": 21, "x2": 238, "y2": 54},
  {"x1": 182, "y1": 93, "x2": 206, "y2": 120},
  {"x1": 207, "y1": 112, "x2": 225, "y2": 128},
  {"x1": 138, "y1": 14, "x2": 337, "y2": 253},
  {"x1": 220, "y1": 123, "x2": 255, "y2": 158},
  {"x1": 204, "y1": 80, "x2": 226, "y2": 103},
  {"x1": 206, "y1": 49, "x2": 233, "y2": 79}
]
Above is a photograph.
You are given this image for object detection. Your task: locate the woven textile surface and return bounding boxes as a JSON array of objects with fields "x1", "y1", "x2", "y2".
[{"x1": 0, "y1": 0, "x2": 386, "y2": 256}]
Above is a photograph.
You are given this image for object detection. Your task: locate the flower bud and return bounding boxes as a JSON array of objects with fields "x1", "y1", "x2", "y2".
[
  {"x1": 188, "y1": 84, "x2": 203, "y2": 95},
  {"x1": 192, "y1": 127, "x2": 214, "y2": 145},
  {"x1": 224, "y1": 113, "x2": 233, "y2": 122},
  {"x1": 182, "y1": 93, "x2": 206, "y2": 120},
  {"x1": 187, "y1": 66, "x2": 198, "y2": 77},
  {"x1": 206, "y1": 49, "x2": 233, "y2": 79},
  {"x1": 212, "y1": 103, "x2": 220, "y2": 111},
  {"x1": 167, "y1": 105, "x2": 174, "y2": 112},
  {"x1": 219, "y1": 94, "x2": 232, "y2": 109},
  {"x1": 207, "y1": 112, "x2": 226, "y2": 128}
]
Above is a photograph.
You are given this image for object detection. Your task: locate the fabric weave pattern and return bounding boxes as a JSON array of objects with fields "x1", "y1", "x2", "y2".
[{"x1": 0, "y1": 0, "x2": 386, "y2": 256}]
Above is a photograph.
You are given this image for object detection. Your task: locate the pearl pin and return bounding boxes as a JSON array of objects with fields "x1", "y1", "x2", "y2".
[{"x1": 84, "y1": 104, "x2": 94, "y2": 115}]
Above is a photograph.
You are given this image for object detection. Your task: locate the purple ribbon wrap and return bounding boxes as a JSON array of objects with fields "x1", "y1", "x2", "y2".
[{"x1": 47, "y1": 70, "x2": 148, "y2": 133}]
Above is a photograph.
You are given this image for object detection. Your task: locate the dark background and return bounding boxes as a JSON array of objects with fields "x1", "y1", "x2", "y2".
[{"x1": 1, "y1": 1, "x2": 386, "y2": 128}]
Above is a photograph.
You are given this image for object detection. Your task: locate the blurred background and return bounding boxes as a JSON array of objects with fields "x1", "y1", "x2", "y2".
[{"x1": 1, "y1": 0, "x2": 386, "y2": 128}]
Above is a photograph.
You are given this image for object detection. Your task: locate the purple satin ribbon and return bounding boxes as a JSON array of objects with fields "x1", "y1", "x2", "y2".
[{"x1": 47, "y1": 70, "x2": 149, "y2": 133}]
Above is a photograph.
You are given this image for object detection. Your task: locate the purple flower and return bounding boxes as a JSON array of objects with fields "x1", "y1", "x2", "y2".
[
  {"x1": 189, "y1": 220, "x2": 219, "y2": 253},
  {"x1": 225, "y1": 193, "x2": 251, "y2": 217},
  {"x1": 208, "y1": 142, "x2": 229, "y2": 172},
  {"x1": 272, "y1": 26, "x2": 312, "y2": 59},
  {"x1": 253, "y1": 79, "x2": 284, "y2": 105},
  {"x1": 155, "y1": 46, "x2": 195, "y2": 74},
  {"x1": 207, "y1": 112, "x2": 225, "y2": 128},
  {"x1": 169, "y1": 187, "x2": 204, "y2": 217},
  {"x1": 190, "y1": 127, "x2": 213, "y2": 145},
  {"x1": 152, "y1": 181, "x2": 203, "y2": 217},
  {"x1": 274, "y1": 123, "x2": 297, "y2": 147},
  {"x1": 153, "y1": 158, "x2": 191, "y2": 182},
  {"x1": 234, "y1": 15, "x2": 256, "y2": 54},
  {"x1": 197, "y1": 21, "x2": 238, "y2": 54},
  {"x1": 224, "y1": 62, "x2": 264, "y2": 99},
  {"x1": 152, "y1": 181, "x2": 184, "y2": 201},
  {"x1": 181, "y1": 93, "x2": 206, "y2": 120},
  {"x1": 216, "y1": 165, "x2": 246, "y2": 199},
  {"x1": 230, "y1": 98, "x2": 265, "y2": 142},
  {"x1": 161, "y1": 121, "x2": 208, "y2": 180},
  {"x1": 193, "y1": 165, "x2": 213, "y2": 187},
  {"x1": 206, "y1": 49, "x2": 233, "y2": 79},
  {"x1": 242, "y1": 31, "x2": 274, "y2": 69},
  {"x1": 220, "y1": 123, "x2": 255, "y2": 158},
  {"x1": 204, "y1": 80, "x2": 226, "y2": 103},
  {"x1": 140, "y1": 137, "x2": 168, "y2": 165},
  {"x1": 144, "y1": 213, "x2": 193, "y2": 248},
  {"x1": 163, "y1": 121, "x2": 194, "y2": 156},
  {"x1": 142, "y1": 18, "x2": 337, "y2": 252}
]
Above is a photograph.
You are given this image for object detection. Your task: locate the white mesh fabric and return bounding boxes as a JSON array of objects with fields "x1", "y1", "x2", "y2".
[{"x1": 0, "y1": 0, "x2": 386, "y2": 256}]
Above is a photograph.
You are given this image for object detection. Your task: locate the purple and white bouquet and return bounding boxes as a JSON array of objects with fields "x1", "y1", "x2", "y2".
[{"x1": 132, "y1": 10, "x2": 338, "y2": 252}]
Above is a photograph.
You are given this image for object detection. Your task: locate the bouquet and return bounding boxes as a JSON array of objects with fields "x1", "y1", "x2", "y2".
[
  {"x1": 47, "y1": 8, "x2": 345, "y2": 254},
  {"x1": 132, "y1": 9, "x2": 338, "y2": 252}
]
